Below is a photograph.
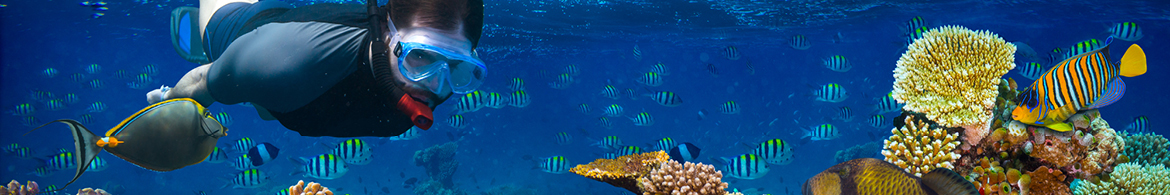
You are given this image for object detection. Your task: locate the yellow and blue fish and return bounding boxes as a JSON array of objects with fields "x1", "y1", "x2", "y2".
[{"x1": 1012, "y1": 39, "x2": 1146, "y2": 132}]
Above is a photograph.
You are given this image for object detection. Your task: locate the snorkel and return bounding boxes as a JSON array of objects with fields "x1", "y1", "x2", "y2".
[{"x1": 367, "y1": 0, "x2": 434, "y2": 130}]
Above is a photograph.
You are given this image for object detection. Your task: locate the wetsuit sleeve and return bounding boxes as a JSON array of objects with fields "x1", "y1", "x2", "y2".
[{"x1": 207, "y1": 22, "x2": 367, "y2": 113}]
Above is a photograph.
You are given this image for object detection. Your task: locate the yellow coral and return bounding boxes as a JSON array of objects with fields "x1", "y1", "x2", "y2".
[
  {"x1": 1005, "y1": 120, "x2": 1029, "y2": 146},
  {"x1": 639, "y1": 160, "x2": 728, "y2": 195},
  {"x1": 289, "y1": 180, "x2": 334, "y2": 195},
  {"x1": 881, "y1": 115, "x2": 962, "y2": 177},
  {"x1": 571, "y1": 151, "x2": 671, "y2": 194},
  {"x1": 892, "y1": 25, "x2": 1016, "y2": 145},
  {"x1": 1072, "y1": 163, "x2": 1170, "y2": 195}
]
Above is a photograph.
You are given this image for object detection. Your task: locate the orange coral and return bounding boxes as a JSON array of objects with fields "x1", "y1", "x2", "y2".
[
  {"x1": 571, "y1": 151, "x2": 671, "y2": 194},
  {"x1": 1027, "y1": 166, "x2": 1070, "y2": 195},
  {"x1": 1030, "y1": 134, "x2": 1087, "y2": 168},
  {"x1": 1078, "y1": 127, "x2": 1124, "y2": 177},
  {"x1": 289, "y1": 180, "x2": 334, "y2": 195}
]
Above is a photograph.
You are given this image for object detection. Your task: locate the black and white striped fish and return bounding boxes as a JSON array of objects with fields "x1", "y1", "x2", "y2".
[
  {"x1": 720, "y1": 101, "x2": 740, "y2": 114},
  {"x1": 868, "y1": 115, "x2": 890, "y2": 128},
  {"x1": 228, "y1": 169, "x2": 269, "y2": 188},
  {"x1": 633, "y1": 44, "x2": 643, "y2": 61},
  {"x1": 903, "y1": 16, "x2": 928, "y2": 36},
  {"x1": 753, "y1": 139, "x2": 793, "y2": 165},
  {"x1": 790, "y1": 35, "x2": 810, "y2": 50},
  {"x1": 833, "y1": 106, "x2": 854, "y2": 122},
  {"x1": 637, "y1": 72, "x2": 663, "y2": 87},
  {"x1": 1018, "y1": 62, "x2": 1047, "y2": 80},
  {"x1": 1109, "y1": 22, "x2": 1143, "y2": 42},
  {"x1": 906, "y1": 26, "x2": 928, "y2": 46},
  {"x1": 85, "y1": 101, "x2": 106, "y2": 113},
  {"x1": 143, "y1": 64, "x2": 159, "y2": 76},
  {"x1": 555, "y1": 132, "x2": 572, "y2": 145},
  {"x1": 577, "y1": 103, "x2": 591, "y2": 114},
  {"x1": 668, "y1": 142, "x2": 701, "y2": 162},
  {"x1": 1063, "y1": 39, "x2": 1107, "y2": 60},
  {"x1": 508, "y1": 77, "x2": 524, "y2": 91},
  {"x1": 389, "y1": 126, "x2": 424, "y2": 141},
  {"x1": 293, "y1": 154, "x2": 349, "y2": 180},
  {"x1": 802, "y1": 124, "x2": 841, "y2": 141},
  {"x1": 721, "y1": 154, "x2": 770, "y2": 180},
  {"x1": 539, "y1": 156, "x2": 571, "y2": 174},
  {"x1": 1124, "y1": 115, "x2": 1148, "y2": 133},
  {"x1": 601, "y1": 85, "x2": 620, "y2": 99},
  {"x1": 215, "y1": 111, "x2": 233, "y2": 127},
  {"x1": 484, "y1": 92, "x2": 508, "y2": 109},
  {"x1": 624, "y1": 88, "x2": 637, "y2": 100},
  {"x1": 233, "y1": 137, "x2": 255, "y2": 153},
  {"x1": 813, "y1": 83, "x2": 849, "y2": 103},
  {"x1": 64, "y1": 93, "x2": 79, "y2": 104},
  {"x1": 246, "y1": 142, "x2": 280, "y2": 167},
  {"x1": 231, "y1": 154, "x2": 256, "y2": 171},
  {"x1": 630, "y1": 112, "x2": 654, "y2": 126},
  {"x1": 45, "y1": 152, "x2": 77, "y2": 170},
  {"x1": 455, "y1": 91, "x2": 487, "y2": 113},
  {"x1": 448, "y1": 115, "x2": 468, "y2": 129},
  {"x1": 45, "y1": 99, "x2": 66, "y2": 111},
  {"x1": 508, "y1": 90, "x2": 530, "y2": 108},
  {"x1": 598, "y1": 117, "x2": 613, "y2": 129},
  {"x1": 592, "y1": 136, "x2": 623, "y2": 151},
  {"x1": 823, "y1": 55, "x2": 851, "y2": 72},
  {"x1": 331, "y1": 139, "x2": 372, "y2": 165},
  {"x1": 725, "y1": 46, "x2": 741, "y2": 60},
  {"x1": 86, "y1": 156, "x2": 108, "y2": 172},
  {"x1": 549, "y1": 73, "x2": 574, "y2": 89},
  {"x1": 564, "y1": 65, "x2": 580, "y2": 76},
  {"x1": 645, "y1": 90, "x2": 683, "y2": 107},
  {"x1": 205, "y1": 147, "x2": 229, "y2": 163},
  {"x1": 603, "y1": 104, "x2": 624, "y2": 117},
  {"x1": 650, "y1": 62, "x2": 669, "y2": 75},
  {"x1": 873, "y1": 92, "x2": 902, "y2": 114},
  {"x1": 20, "y1": 116, "x2": 37, "y2": 127},
  {"x1": 653, "y1": 137, "x2": 677, "y2": 151},
  {"x1": 615, "y1": 146, "x2": 643, "y2": 156},
  {"x1": 706, "y1": 63, "x2": 719, "y2": 76}
]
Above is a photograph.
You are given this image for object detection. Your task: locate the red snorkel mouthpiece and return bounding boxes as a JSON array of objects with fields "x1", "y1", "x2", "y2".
[{"x1": 397, "y1": 94, "x2": 433, "y2": 130}]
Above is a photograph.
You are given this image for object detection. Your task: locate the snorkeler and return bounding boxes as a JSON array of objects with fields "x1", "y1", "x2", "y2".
[{"x1": 159, "y1": 0, "x2": 486, "y2": 137}]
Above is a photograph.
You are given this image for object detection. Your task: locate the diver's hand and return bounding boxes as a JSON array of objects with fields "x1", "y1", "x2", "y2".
[{"x1": 146, "y1": 85, "x2": 171, "y2": 104}]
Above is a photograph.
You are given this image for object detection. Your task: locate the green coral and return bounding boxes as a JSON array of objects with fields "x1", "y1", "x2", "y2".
[
  {"x1": 1121, "y1": 132, "x2": 1170, "y2": 167},
  {"x1": 1071, "y1": 163, "x2": 1170, "y2": 195}
]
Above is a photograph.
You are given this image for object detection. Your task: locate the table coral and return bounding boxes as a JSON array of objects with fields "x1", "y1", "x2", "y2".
[
  {"x1": 570, "y1": 151, "x2": 671, "y2": 194},
  {"x1": 881, "y1": 115, "x2": 962, "y2": 177},
  {"x1": 1121, "y1": 132, "x2": 1170, "y2": 167},
  {"x1": 891, "y1": 25, "x2": 1016, "y2": 145},
  {"x1": 0, "y1": 180, "x2": 38, "y2": 195},
  {"x1": 1071, "y1": 163, "x2": 1170, "y2": 195},
  {"x1": 414, "y1": 142, "x2": 460, "y2": 187},
  {"x1": 639, "y1": 160, "x2": 728, "y2": 195},
  {"x1": 289, "y1": 180, "x2": 334, "y2": 195}
]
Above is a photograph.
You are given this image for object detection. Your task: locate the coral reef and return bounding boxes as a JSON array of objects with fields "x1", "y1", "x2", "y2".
[
  {"x1": 289, "y1": 180, "x2": 334, "y2": 195},
  {"x1": 639, "y1": 160, "x2": 728, "y2": 195},
  {"x1": 1028, "y1": 166, "x2": 1070, "y2": 195},
  {"x1": 480, "y1": 184, "x2": 537, "y2": 195},
  {"x1": 1078, "y1": 126, "x2": 1124, "y2": 178},
  {"x1": 414, "y1": 142, "x2": 460, "y2": 187},
  {"x1": 881, "y1": 115, "x2": 962, "y2": 177},
  {"x1": 570, "y1": 151, "x2": 671, "y2": 194},
  {"x1": 1121, "y1": 132, "x2": 1170, "y2": 167},
  {"x1": 0, "y1": 180, "x2": 38, "y2": 195},
  {"x1": 75, "y1": 188, "x2": 110, "y2": 195},
  {"x1": 1025, "y1": 110, "x2": 1125, "y2": 179},
  {"x1": 835, "y1": 141, "x2": 882, "y2": 163},
  {"x1": 412, "y1": 179, "x2": 467, "y2": 195},
  {"x1": 1071, "y1": 162, "x2": 1170, "y2": 195},
  {"x1": 891, "y1": 25, "x2": 1016, "y2": 145}
]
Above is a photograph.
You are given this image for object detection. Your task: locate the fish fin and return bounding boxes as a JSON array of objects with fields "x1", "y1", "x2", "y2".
[
  {"x1": 1047, "y1": 122, "x2": 1074, "y2": 132},
  {"x1": 1087, "y1": 78, "x2": 1125, "y2": 109},
  {"x1": 921, "y1": 168, "x2": 979, "y2": 195},
  {"x1": 1119, "y1": 44, "x2": 1147, "y2": 77},
  {"x1": 24, "y1": 119, "x2": 101, "y2": 192}
]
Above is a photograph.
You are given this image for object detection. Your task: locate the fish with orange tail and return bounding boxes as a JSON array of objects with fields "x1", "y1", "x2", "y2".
[{"x1": 803, "y1": 158, "x2": 977, "y2": 195}]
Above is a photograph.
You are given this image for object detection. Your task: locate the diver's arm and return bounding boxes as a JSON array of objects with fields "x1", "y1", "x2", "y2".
[{"x1": 149, "y1": 64, "x2": 216, "y2": 107}]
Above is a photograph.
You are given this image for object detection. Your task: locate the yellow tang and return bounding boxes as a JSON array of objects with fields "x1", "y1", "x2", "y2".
[
  {"x1": 25, "y1": 98, "x2": 228, "y2": 192},
  {"x1": 1012, "y1": 38, "x2": 1147, "y2": 132},
  {"x1": 803, "y1": 158, "x2": 977, "y2": 195}
]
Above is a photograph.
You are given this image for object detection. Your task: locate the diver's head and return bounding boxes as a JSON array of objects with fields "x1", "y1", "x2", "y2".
[{"x1": 383, "y1": 0, "x2": 486, "y2": 108}]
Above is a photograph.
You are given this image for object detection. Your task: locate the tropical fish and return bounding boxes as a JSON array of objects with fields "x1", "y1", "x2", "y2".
[
  {"x1": 24, "y1": 98, "x2": 228, "y2": 192},
  {"x1": 45, "y1": 99, "x2": 66, "y2": 111},
  {"x1": 555, "y1": 132, "x2": 572, "y2": 145},
  {"x1": 205, "y1": 147, "x2": 229, "y2": 163},
  {"x1": 455, "y1": 91, "x2": 487, "y2": 113},
  {"x1": 232, "y1": 137, "x2": 256, "y2": 153},
  {"x1": 2, "y1": 143, "x2": 18, "y2": 153},
  {"x1": 603, "y1": 104, "x2": 624, "y2": 117},
  {"x1": 873, "y1": 92, "x2": 902, "y2": 114},
  {"x1": 725, "y1": 46, "x2": 741, "y2": 60},
  {"x1": 706, "y1": 63, "x2": 719, "y2": 76},
  {"x1": 802, "y1": 124, "x2": 840, "y2": 141},
  {"x1": 85, "y1": 64, "x2": 102, "y2": 74},
  {"x1": 720, "y1": 101, "x2": 740, "y2": 114},
  {"x1": 668, "y1": 142, "x2": 701, "y2": 162},
  {"x1": 868, "y1": 115, "x2": 890, "y2": 128},
  {"x1": 143, "y1": 64, "x2": 159, "y2": 76},
  {"x1": 1063, "y1": 38, "x2": 1107, "y2": 60},
  {"x1": 30, "y1": 90, "x2": 54, "y2": 102},
  {"x1": 903, "y1": 16, "x2": 928, "y2": 36},
  {"x1": 214, "y1": 112, "x2": 233, "y2": 127},
  {"x1": 564, "y1": 64, "x2": 580, "y2": 76},
  {"x1": 802, "y1": 158, "x2": 978, "y2": 195},
  {"x1": 484, "y1": 92, "x2": 507, "y2": 109},
  {"x1": 12, "y1": 103, "x2": 35, "y2": 116},
  {"x1": 630, "y1": 112, "x2": 654, "y2": 126},
  {"x1": 753, "y1": 139, "x2": 794, "y2": 165},
  {"x1": 597, "y1": 117, "x2": 613, "y2": 129},
  {"x1": 227, "y1": 169, "x2": 269, "y2": 189},
  {"x1": 507, "y1": 90, "x2": 530, "y2": 108},
  {"x1": 549, "y1": 73, "x2": 573, "y2": 89},
  {"x1": 448, "y1": 115, "x2": 468, "y2": 129},
  {"x1": 70, "y1": 73, "x2": 86, "y2": 83},
  {"x1": 83, "y1": 101, "x2": 104, "y2": 113},
  {"x1": 650, "y1": 62, "x2": 669, "y2": 75},
  {"x1": 507, "y1": 77, "x2": 524, "y2": 91},
  {"x1": 44, "y1": 152, "x2": 78, "y2": 170},
  {"x1": 389, "y1": 126, "x2": 424, "y2": 141},
  {"x1": 113, "y1": 69, "x2": 130, "y2": 80},
  {"x1": 624, "y1": 88, "x2": 637, "y2": 100},
  {"x1": 645, "y1": 90, "x2": 683, "y2": 107},
  {"x1": 813, "y1": 83, "x2": 849, "y2": 103},
  {"x1": 637, "y1": 72, "x2": 663, "y2": 87},
  {"x1": 1012, "y1": 40, "x2": 1146, "y2": 132},
  {"x1": 539, "y1": 156, "x2": 571, "y2": 174},
  {"x1": 1124, "y1": 115, "x2": 1148, "y2": 133},
  {"x1": 633, "y1": 44, "x2": 643, "y2": 61},
  {"x1": 77, "y1": 114, "x2": 94, "y2": 125},
  {"x1": 331, "y1": 139, "x2": 372, "y2": 165},
  {"x1": 615, "y1": 146, "x2": 643, "y2": 156},
  {"x1": 1109, "y1": 22, "x2": 1143, "y2": 42},
  {"x1": 823, "y1": 55, "x2": 852, "y2": 72},
  {"x1": 591, "y1": 136, "x2": 623, "y2": 151},
  {"x1": 1018, "y1": 62, "x2": 1047, "y2": 80},
  {"x1": 246, "y1": 142, "x2": 280, "y2": 166},
  {"x1": 906, "y1": 26, "x2": 928, "y2": 46},
  {"x1": 127, "y1": 73, "x2": 154, "y2": 89},
  {"x1": 42, "y1": 68, "x2": 58, "y2": 78},
  {"x1": 84, "y1": 79, "x2": 104, "y2": 90},
  {"x1": 293, "y1": 154, "x2": 349, "y2": 180},
  {"x1": 31, "y1": 167, "x2": 54, "y2": 177},
  {"x1": 833, "y1": 106, "x2": 854, "y2": 122},
  {"x1": 653, "y1": 137, "x2": 677, "y2": 151},
  {"x1": 745, "y1": 60, "x2": 756, "y2": 75},
  {"x1": 86, "y1": 156, "x2": 108, "y2": 172},
  {"x1": 790, "y1": 35, "x2": 811, "y2": 50},
  {"x1": 232, "y1": 154, "x2": 256, "y2": 171},
  {"x1": 64, "y1": 93, "x2": 80, "y2": 104},
  {"x1": 12, "y1": 147, "x2": 34, "y2": 159},
  {"x1": 721, "y1": 154, "x2": 770, "y2": 180},
  {"x1": 603, "y1": 153, "x2": 619, "y2": 159},
  {"x1": 577, "y1": 103, "x2": 591, "y2": 114},
  {"x1": 601, "y1": 85, "x2": 620, "y2": 99}
]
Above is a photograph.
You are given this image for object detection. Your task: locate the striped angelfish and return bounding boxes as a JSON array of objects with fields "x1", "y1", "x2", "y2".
[
  {"x1": 484, "y1": 92, "x2": 508, "y2": 109},
  {"x1": 233, "y1": 137, "x2": 256, "y2": 153},
  {"x1": 31, "y1": 167, "x2": 53, "y2": 177},
  {"x1": 113, "y1": 70, "x2": 130, "y2": 80},
  {"x1": 539, "y1": 156, "x2": 571, "y2": 174},
  {"x1": 549, "y1": 73, "x2": 573, "y2": 89},
  {"x1": 389, "y1": 126, "x2": 424, "y2": 141},
  {"x1": 598, "y1": 117, "x2": 613, "y2": 129},
  {"x1": 86, "y1": 101, "x2": 106, "y2": 113},
  {"x1": 636, "y1": 72, "x2": 663, "y2": 87},
  {"x1": 745, "y1": 60, "x2": 756, "y2": 75},
  {"x1": 555, "y1": 132, "x2": 572, "y2": 145},
  {"x1": 508, "y1": 77, "x2": 524, "y2": 91},
  {"x1": 508, "y1": 90, "x2": 530, "y2": 108},
  {"x1": 21, "y1": 116, "x2": 38, "y2": 127},
  {"x1": 70, "y1": 73, "x2": 86, "y2": 83},
  {"x1": 650, "y1": 62, "x2": 669, "y2": 75},
  {"x1": 45, "y1": 99, "x2": 66, "y2": 111},
  {"x1": 615, "y1": 146, "x2": 643, "y2": 156},
  {"x1": 592, "y1": 136, "x2": 623, "y2": 151},
  {"x1": 13, "y1": 103, "x2": 35, "y2": 116},
  {"x1": 633, "y1": 44, "x2": 643, "y2": 61},
  {"x1": 232, "y1": 154, "x2": 256, "y2": 171},
  {"x1": 722, "y1": 154, "x2": 770, "y2": 180},
  {"x1": 823, "y1": 55, "x2": 851, "y2": 72},
  {"x1": 229, "y1": 169, "x2": 269, "y2": 188},
  {"x1": 833, "y1": 106, "x2": 854, "y2": 122},
  {"x1": 802, "y1": 124, "x2": 841, "y2": 141},
  {"x1": 903, "y1": 16, "x2": 928, "y2": 36},
  {"x1": 295, "y1": 154, "x2": 349, "y2": 180},
  {"x1": 46, "y1": 152, "x2": 77, "y2": 170},
  {"x1": 1109, "y1": 22, "x2": 1143, "y2": 42},
  {"x1": 65, "y1": 93, "x2": 79, "y2": 104},
  {"x1": 30, "y1": 90, "x2": 54, "y2": 102},
  {"x1": 814, "y1": 83, "x2": 849, "y2": 103},
  {"x1": 86, "y1": 156, "x2": 108, "y2": 172},
  {"x1": 78, "y1": 114, "x2": 94, "y2": 125},
  {"x1": 706, "y1": 63, "x2": 719, "y2": 76},
  {"x1": 1063, "y1": 39, "x2": 1107, "y2": 60},
  {"x1": 1124, "y1": 116, "x2": 1148, "y2": 133},
  {"x1": 85, "y1": 79, "x2": 104, "y2": 90},
  {"x1": 215, "y1": 112, "x2": 233, "y2": 127},
  {"x1": 790, "y1": 35, "x2": 810, "y2": 50},
  {"x1": 1018, "y1": 62, "x2": 1047, "y2": 80},
  {"x1": 332, "y1": 139, "x2": 373, "y2": 165},
  {"x1": 720, "y1": 101, "x2": 740, "y2": 114},
  {"x1": 1048, "y1": 47, "x2": 1067, "y2": 64},
  {"x1": 456, "y1": 91, "x2": 487, "y2": 113},
  {"x1": 724, "y1": 46, "x2": 741, "y2": 60},
  {"x1": 624, "y1": 88, "x2": 637, "y2": 100},
  {"x1": 2, "y1": 143, "x2": 18, "y2": 153},
  {"x1": 13, "y1": 147, "x2": 34, "y2": 159},
  {"x1": 1013, "y1": 39, "x2": 1146, "y2": 132},
  {"x1": 601, "y1": 85, "x2": 620, "y2": 99},
  {"x1": 630, "y1": 112, "x2": 654, "y2": 126},
  {"x1": 205, "y1": 147, "x2": 229, "y2": 163},
  {"x1": 564, "y1": 64, "x2": 580, "y2": 76},
  {"x1": 873, "y1": 92, "x2": 903, "y2": 114},
  {"x1": 448, "y1": 115, "x2": 468, "y2": 129},
  {"x1": 127, "y1": 73, "x2": 154, "y2": 89},
  {"x1": 906, "y1": 26, "x2": 928, "y2": 46},
  {"x1": 645, "y1": 91, "x2": 683, "y2": 107},
  {"x1": 85, "y1": 64, "x2": 102, "y2": 74},
  {"x1": 753, "y1": 139, "x2": 794, "y2": 165},
  {"x1": 143, "y1": 64, "x2": 159, "y2": 76},
  {"x1": 868, "y1": 115, "x2": 890, "y2": 128},
  {"x1": 603, "y1": 104, "x2": 624, "y2": 117},
  {"x1": 42, "y1": 68, "x2": 58, "y2": 78},
  {"x1": 653, "y1": 137, "x2": 677, "y2": 151},
  {"x1": 577, "y1": 103, "x2": 590, "y2": 114}
]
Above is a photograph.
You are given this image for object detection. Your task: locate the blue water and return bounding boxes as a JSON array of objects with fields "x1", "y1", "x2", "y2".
[{"x1": 2, "y1": 0, "x2": 1167, "y2": 194}]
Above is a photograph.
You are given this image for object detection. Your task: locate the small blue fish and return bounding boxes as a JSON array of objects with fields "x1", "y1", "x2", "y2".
[
  {"x1": 630, "y1": 112, "x2": 654, "y2": 126},
  {"x1": 868, "y1": 115, "x2": 890, "y2": 128},
  {"x1": 615, "y1": 146, "x2": 643, "y2": 156},
  {"x1": 636, "y1": 72, "x2": 663, "y2": 87},
  {"x1": 448, "y1": 114, "x2": 468, "y2": 129},
  {"x1": 790, "y1": 35, "x2": 810, "y2": 50},
  {"x1": 668, "y1": 142, "x2": 701, "y2": 162},
  {"x1": 813, "y1": 83, "x2": 849, "y2": 103},
  {"x1": 653, "y1": 137, "x2": 677, "y2": 151},
  {"x1": 802, "y1": 124, "x2": 841, "y2": 141},
  {"x1": 45, "y1": 99, "x2": 67, "y2": 111},
  {"x1": 84, "y1": 64, "x2": 101, "y2": 74},
  {"x1": 721, "y1": 154, "x2": 770, "y2": 180},
  {"x1": 247, "y1": 143, "x2": 280, "y2": 166},
  {"x1": 650, "y1": 62, "x2": 669, "y2": 75},
  {"x1": 720, "y1": 101, "x2": 740, "y2": 114},
  {"x1": 507, "y1": 90, "x2": 530, "y2": 108},
  {"x1": 725, "y1": 46, "x2": 741, "y2": 60},
  {"x1": 228, "y1": 169, "x2": 269, "y2": 189},
  {"x1": 591, "y1": 136, "x2": 623, "y2": 151},
  {"x1": 205, "y1": 147, "x2": 229, "y2": 163},
  {"x1": 555, "y1": 132, "x2": 572, "y2": 145},
  {"x1": 753, "y1": 139, "x2": 794, "y2": 165},
  {"x1": 507, "y1": 77, "x2": 524, "y2": 91},
  {"x1": 1124, "y1": 116, "x2": 1148, "y2": 133},
  {"x1": 577, "y1": 103, "x2": 590, "y2": 114},
  {"x1": 1109, "y1": 22, "x2": 1143, "y2": 42},
  {"x1": 293, "y1": 154, "x2": 349, "y2": 180},
  {"x1": 597, "y1": 117, "x2": 613, "y2": 129},
  {"x1": 12, "y1": 103, "x2": 36, "y2": 116},
  {"x1": 539, "y1": 156, "x2": 571, "y2": 174},
  {"x1": 42, "y1": 68, "x2": 58, "y2": 78},
  {"x1": 548, "y1": 73, "x2": 574, "y2": 89},
  {"x1": 214, "y1": 112, "x2": 233, "y2": 127},
  {"x1": 330, "y1": 139, "x2": 371, "y2": 165},
  {"x1": 823, "y1": 55, "x2": 852, "y2": 72},
  {"x1": 603, "y1": 104, "x2": 623, "y2": 117},
  {"x1": 601, "y1": 85, "x2": 620, "y2": 100}
]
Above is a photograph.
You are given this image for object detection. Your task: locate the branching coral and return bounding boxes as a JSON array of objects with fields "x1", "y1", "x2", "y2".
[
  {"x1": 891, "y1": 25, "x2": 1016, "y2": 145},
  {"x1": 1121, "y1": 132, "x2": 1170, "y2": 167},
  {"x1": 0, "y1": 180, "x2": 38, "y2": 195},
  {"x1": 835, "y1": 141, "x2": 882, "y2": 163},
  {"x1": 571, "y1": 151, "x2": 671, "y2": 194},
  {"x1": 1028, "y1": 166, "x2": 1070, "y2": 195},
  {"x1": 1072, "y1": 163, "x2": 1170, "y2": 195},
  {"x1": 289, "y1": 180, "x2": 334, "y2": 195},
  {"x1": 414, "y1": 142, "x2": 460, "y2": 187},
  {"x1": 639, "y1": 160, "x2": 729, "y2": 195},
  {"x1": 881, "y1": 115, "x2": 962, "y2": 177}
]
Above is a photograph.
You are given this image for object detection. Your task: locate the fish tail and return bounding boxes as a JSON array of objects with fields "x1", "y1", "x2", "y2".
[
  {"x1": 921, "y1": 168, "x2": 979, "y2": 195},
  {"x1": 24, "y1": 119, "x2": 102, "y2": 192},
  {"x1": 1119, "y1": 44, "x2": 1146, "y2": 77}
]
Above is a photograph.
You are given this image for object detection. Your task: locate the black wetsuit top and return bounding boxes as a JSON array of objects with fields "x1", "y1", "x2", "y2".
[{"x1": 203, "y1": 2, "x2": 411, "y2": 137}]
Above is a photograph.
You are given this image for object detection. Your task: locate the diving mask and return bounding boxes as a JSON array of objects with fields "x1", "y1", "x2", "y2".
[{"x1": 390, "y1": 28, "x2": 487, "y2": 95}]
